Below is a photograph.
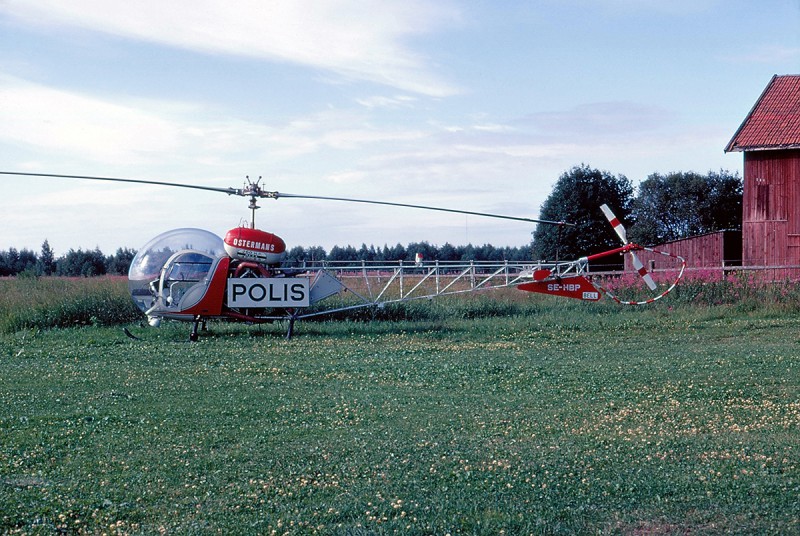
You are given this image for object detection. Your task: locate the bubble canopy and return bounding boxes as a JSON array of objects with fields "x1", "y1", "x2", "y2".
[{"x1": 128, "y1": 228, "x2": 226, "y2": 313}]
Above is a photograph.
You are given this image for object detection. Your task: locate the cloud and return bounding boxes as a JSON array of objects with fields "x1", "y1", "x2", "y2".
[
  {"x1": 0, "y1": 61, "x2": 450, "y2": 202},
  {"x1": 517, "y1": 101, "x2": 675, "y2": 140},
  {"x1": 575, "y1": 0, "x2": 722, "y2": 16},
  {"x1": 0, "y1": 78, "x2": 182, "y2": 164},
  {"x1": 356, "y1": 95, "x2": 418, "y2": 109},
  {"x1": 731, "y1": 44, "x2": 800, "y2": 64},
  {"x1": 0, "y1": 73, "x2": 727, "y2": 193},
  {"x1": 1, "y1": 0, "x2": 462, "y2": 97},
  {"x1": 0, "y1": 75, "x2": 425, "y2": 171}
]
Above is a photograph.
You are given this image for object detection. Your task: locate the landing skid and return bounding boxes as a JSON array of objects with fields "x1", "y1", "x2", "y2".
[{"x1": 189, "y1": 316, "x2": 208, "y2": 342}]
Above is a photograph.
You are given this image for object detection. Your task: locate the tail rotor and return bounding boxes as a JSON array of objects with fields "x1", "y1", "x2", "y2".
[
  {"x1": 599, "y1": 204, "x2": 657, "y2": 291},
  {"x1": 519, "y1": 203, "x2": 686, "y2": 305}
]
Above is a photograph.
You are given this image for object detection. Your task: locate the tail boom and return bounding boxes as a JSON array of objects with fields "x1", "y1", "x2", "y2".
[{"x1": 518, "y1": 275, "x2": 601, "y2": 301}]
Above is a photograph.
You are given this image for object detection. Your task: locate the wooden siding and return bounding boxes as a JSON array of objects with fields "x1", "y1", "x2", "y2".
[
  {"x1": 624, "y1": 231, "x2": 742, "y2": 271},
  {"x1": 743, "y1": 221, "x2": 789, "y2": 266},
  {"x1": 742, "y1": 149, "x2": 800, "y2": 265}
]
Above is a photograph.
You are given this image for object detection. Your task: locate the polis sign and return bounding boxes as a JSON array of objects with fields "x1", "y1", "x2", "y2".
[{"x1": 227, "y1": 278, "x2": 310, "y2": 308}]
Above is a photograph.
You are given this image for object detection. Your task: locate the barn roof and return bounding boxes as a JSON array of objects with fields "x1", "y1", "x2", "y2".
[{"x1": 725, "y1": 74, "x2": 800, "y2": 152}]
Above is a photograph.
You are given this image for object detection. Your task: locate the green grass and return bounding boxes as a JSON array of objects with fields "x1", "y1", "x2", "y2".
[
  {"x1": 1, "y1": 301, "x2": 799, "y2": 534},
  {"x1": 0, "y1": 276, "x2": 140, "y2": 334}
]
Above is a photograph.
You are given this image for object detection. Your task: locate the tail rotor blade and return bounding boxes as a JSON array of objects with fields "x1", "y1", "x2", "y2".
[
  {"x1": 600, "y1": 204, "x2": 657, "y2": 291},
  {"x1": 630, "y1": 251, "x2": 658, "y2": 291},
  {"x1": 600, "y1": 204, "x2": 628, "y2": 244}
]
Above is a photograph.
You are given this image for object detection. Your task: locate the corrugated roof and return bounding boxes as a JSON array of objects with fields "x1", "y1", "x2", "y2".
[{"x1": 725, "y1": 74, "x2": 800, "y2": 152}]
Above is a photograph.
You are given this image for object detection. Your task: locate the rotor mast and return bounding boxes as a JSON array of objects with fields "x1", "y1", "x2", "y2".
[{"x1": 244, "y1": 176, "x2": 263, "y2": 229}]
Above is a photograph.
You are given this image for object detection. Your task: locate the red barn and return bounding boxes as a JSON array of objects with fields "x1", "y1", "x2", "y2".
[
  {"x1": 725, "y1": 74, "x2": 800, "y2": 266},
  {"x1": 625, "y1": 230, "x2": 742, "y2": 271}
]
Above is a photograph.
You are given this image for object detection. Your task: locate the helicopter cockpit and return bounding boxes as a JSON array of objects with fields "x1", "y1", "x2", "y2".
[
  {"x1": 128, "y1": 228, "x2": 227, "y2": 324},
  {"x1": 156, "y1": 250, "x2": 216, "y2": 308}
]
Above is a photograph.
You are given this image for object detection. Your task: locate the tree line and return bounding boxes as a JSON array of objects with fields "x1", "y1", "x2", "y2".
[
  {"x1": 286, "y1": 242, "x2": 533, "y2": 264},
  {"x1": 0, "y1": 241, "x2": 137, "y2": 277},
  {"x1": 531, "y1": 165, "x2": 742, "y2": 263},
  {"x1": 0, "y1": 240, "x2": 533, "y2": 278},
  {"x1": 2, "y1": 164, "x2": 742, "y2": 277}
]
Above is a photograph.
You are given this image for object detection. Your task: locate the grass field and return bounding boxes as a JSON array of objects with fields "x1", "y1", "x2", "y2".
[{"x1": 0, "y1": 278, "x2": 799, "y2": 534}]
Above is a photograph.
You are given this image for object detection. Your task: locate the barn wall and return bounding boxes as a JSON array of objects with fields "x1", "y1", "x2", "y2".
[
  {"x1": 742, "y1": 149, "x2": 800, "y2": 265},
  {"x1": 623, "y1": 231, "x2": 742, "y2": 271}
]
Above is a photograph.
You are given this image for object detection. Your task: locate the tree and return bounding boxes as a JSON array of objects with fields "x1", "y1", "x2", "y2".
[
  {"x1": 327, "y1": 245, "x2": 358, "y2": 263},
  {"x1": 459, "y1": 244, "x2": 476, "y2": 261},
  {"x1": 37, "y1": 240, "x2": 56, "y2": 275},
  {"x1": 531, "y1": 165, "x2": 634, "y2": 262},
  {"x1": 437, "y1": 242, "x2": 458, "y2": 261},
  {"x1": 0, "y1": 248, "x2": 37, "y2": 276},
  {"x1": 0, "y1": 248, "x2": 20, "y2": 276},
  {"x1": 56, "y1": 248, "x2": 107, "y2": 277},
  {"x1": 285, "y1": 245, "x2": 307, "y2": 263},
  {"x1": 629, "y1": 170, "x2": 742, "y2": 245},
  {"x1": 16, "y1": 249, "x2": 37, "y2": 274},
  {"x1": 106, "y1": 247, "x2": 137, "y2": 275},
  {"x1": 356, "y1": 243, "x2": 377, "y2": 262},
  {"x1": 406, "y1": 241, "x2": 437, "y2": 263},
  {"x1": 384, "y1": 243, "x2": 407, "y2": 261},
  {"x1": 306, "y1": 246, "x2": 327, "y2": 264}
]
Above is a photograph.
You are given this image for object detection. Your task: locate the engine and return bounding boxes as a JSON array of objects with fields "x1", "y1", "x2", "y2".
[{"x1": 223, "y1": 227, "x2": 286, "y2": 265}]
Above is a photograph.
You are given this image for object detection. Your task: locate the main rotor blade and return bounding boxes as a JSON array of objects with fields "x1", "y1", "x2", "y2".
[
  {"x1": 273, "y1": 192, "x2": 575, "y2": 226},
  {"x1": 0, "y1": 171, "x2": 238, "y2": 196},
  {"x1": 1, "y1": 170, "x2": 574, "y2": 226}
]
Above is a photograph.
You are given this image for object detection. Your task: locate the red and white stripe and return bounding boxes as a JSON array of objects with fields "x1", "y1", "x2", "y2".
[
  {"x1": 601, "y1": 204, "x2": 627, "y2": 244},
  {"x1": 630, "y1": 250, "x2": 658, "y2": 291},
  {"x1": 591, "y1": 247, "x2": 687, "y2": 306},
  {"x1": 599, "y1": 204, "x2": 657, "y2": 291}
]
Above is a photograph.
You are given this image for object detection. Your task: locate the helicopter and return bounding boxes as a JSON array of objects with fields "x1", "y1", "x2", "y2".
[{"x1": 1, "y1": 171, "x2": 686, "y2": 341}]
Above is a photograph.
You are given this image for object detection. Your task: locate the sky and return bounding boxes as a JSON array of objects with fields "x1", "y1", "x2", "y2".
[{"x1": 1, "y1": 0, "x2": 799, "y2": 256}]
